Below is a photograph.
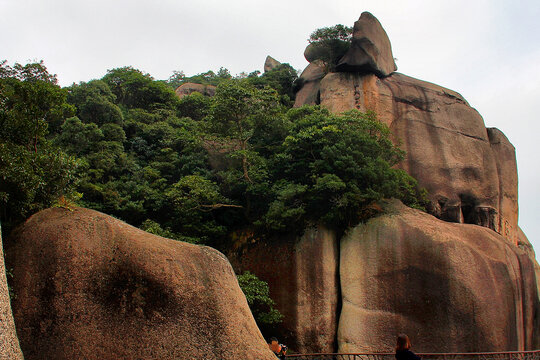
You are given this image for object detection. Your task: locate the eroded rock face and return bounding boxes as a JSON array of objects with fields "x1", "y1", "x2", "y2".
[
  {"x1": 294, "y1": 61, "x2": 325, "y2": 107},
  {"x1": 175, "y1": 82, "x2": 216, "y2": 99},
  {"x1": 7, "y1": 207, "x2": 275, "y2": 360},
  {"x1": 0, "y1": 229, "x2": 24, "y2": 360},
  {"x1": 339, "y1": 200, "x2": 540, "y2": 352},
  {"x1": 336, "y1": 11, "x2": 397, "y2": 76},
  {"x1": 295, "y1": 70, "x2": 521, "y2": 244},
  {"x1": 228, "y1": 226, "x2": 339, "y2": 353}
]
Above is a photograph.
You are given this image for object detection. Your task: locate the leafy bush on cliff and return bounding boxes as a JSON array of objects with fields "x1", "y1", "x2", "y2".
[
  {"x1": 237, "y1": 271, "x2": 283, "y2": 326},
  {"x1": 264, "y1": 106, "x2": 425, "y2": 230},
  {"x1": 307, "y1": 24, "x2": 352, "y2": 72}
]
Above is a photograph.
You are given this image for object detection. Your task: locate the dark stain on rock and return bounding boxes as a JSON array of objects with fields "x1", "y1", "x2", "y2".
[{"x1": 91, "y1": 262, "x2": 175, "y2": 322}]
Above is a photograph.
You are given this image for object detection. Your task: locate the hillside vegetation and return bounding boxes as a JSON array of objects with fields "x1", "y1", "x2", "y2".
[{"x1": 1, "y1": 60, "x2": 425, "y2": 245}]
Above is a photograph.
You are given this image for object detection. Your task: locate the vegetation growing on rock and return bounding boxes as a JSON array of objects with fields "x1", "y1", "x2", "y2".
[{"x1": 307, "y1": 24, "x2": 353, "y2": 72}]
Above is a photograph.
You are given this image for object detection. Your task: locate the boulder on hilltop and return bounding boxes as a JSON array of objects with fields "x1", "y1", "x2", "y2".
[
  {"x1": 336, "y1": 11, "x2": 397, "y2": 76},
  {"x1": 264, "y1": 55, "x2": 281, "y2": 72},
  {"x1": 6, "y1": 207, "x2": 275, "y2": 360}
]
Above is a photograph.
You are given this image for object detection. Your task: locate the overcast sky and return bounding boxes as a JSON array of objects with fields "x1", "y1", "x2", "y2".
[{"x1": 2, "y1": 0, "x2": 539, "y2": 259}]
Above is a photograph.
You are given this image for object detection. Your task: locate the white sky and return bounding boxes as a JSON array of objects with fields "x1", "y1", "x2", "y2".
[{"x1": 1, "y1": 0, "x2": 539, "y2": 259}]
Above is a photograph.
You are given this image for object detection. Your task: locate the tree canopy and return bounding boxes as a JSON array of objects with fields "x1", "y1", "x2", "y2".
[
  {"x1": 307, "y1": 24, "x2": 353, "y2": 72},
  {"x1": 0, "y1": 61, "x2": 79, "y2": 230}
]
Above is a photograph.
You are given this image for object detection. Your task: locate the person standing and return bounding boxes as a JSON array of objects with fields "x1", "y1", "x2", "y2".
[
  {"x1": 395, "y1": 334, "x2": 420, "y2": 360},
  {"x1": 268, "y1": 337, "x2": 287, "y2": 359}
]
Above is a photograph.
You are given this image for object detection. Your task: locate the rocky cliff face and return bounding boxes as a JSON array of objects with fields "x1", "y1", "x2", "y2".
[
  {"x1": 229, "y1": 226, "x2": 339, "y2": 354},
  {"x1": 6, "y1": 208, "x2": 275, "y2": 360},
  {"x1": 228, "y1": 11, "x2": 540, "y2": 353},
  {"x1": 339, "y1": 200, "x2": 539, "y2": 352},
  {"x1": 295, "y1": 12, "x2": 523, "y2": 247}
]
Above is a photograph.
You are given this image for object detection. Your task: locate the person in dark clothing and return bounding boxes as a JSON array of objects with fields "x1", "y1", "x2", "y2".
[{"x1": 395, "y1": 334, "x2": 421, "y2": 360}]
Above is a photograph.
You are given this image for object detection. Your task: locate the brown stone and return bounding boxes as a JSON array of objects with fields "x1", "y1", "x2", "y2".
[
  {"x1": 175, "y1": 82, "x2": 216, "y2": 99},
  {"x1": 264, "y1": 56, "x2": 281, "y2": 73},
  {"x1": 294, "y1": 61, "x2": 325, "y2": 107},
  {"x1": 297, "y1": 71, "x2": 521, "y2": 241},
  {"x1": 339, "y1": 200, "x2": 540, "y2": 352},
  {"x1": 7, "y1": 207, "x2": 275, "y2": 360},
  {"x1": 0, "y1": 227, "x2": 24, "y2": 360},
  {"x1": 228, "y1": 226, "x2": 339, "y2": 353},
  {"x1": 517, "y1": 227, "x2": 540, "y2": 295},
  {"x1": 336, "y1": 12, "x2": 397, "y2": 76},
  {"x1": 488, "y1": 127, "x2": 519, "y2": 244}
]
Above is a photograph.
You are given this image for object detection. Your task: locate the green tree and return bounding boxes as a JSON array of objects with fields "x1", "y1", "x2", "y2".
[
  {"x1": 264, "y1": 106, "x2": 426, "y2": 231},
  {"x1": 177, "y1": 92, "x2": 211, "y2": 121},
  {"x1": 67, "y1": 80, "x2": 123, "y2": 126},
  {"x1": 103, "y1": 67, "x2": 179, "y2": 110},
  {"x1": 0, "y1": 61, "x2": 79, "y2": 230},
  {"x1": 166, "y1": 175, "x2": 234, "y2": 243},
  {"x1": 307, "y1": 24, "x2": 352, "y2": 72},
  {"x1": 247, "y1": 63, "x2": 298, "y2": 106},
  {"x1": 237, "y1": 271, "x2": 283, "y2": 327},
  {"x1": 206, "y1": 80, "x2": 284, "y2": 185}
]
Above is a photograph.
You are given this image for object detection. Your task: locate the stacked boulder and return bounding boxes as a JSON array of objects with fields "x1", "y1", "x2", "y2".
[
  {"x1": 295, "y1": 11, "x2": 523, "y2": 246},
  {"x1": 230, "y1": 11, "x2": 540, "y2": 353}
]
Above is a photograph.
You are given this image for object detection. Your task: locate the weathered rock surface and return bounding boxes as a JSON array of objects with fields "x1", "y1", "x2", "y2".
[
  {"x1": 339, "y1": 200, "x2": 540, "y2": 353},
  {"x1": 175, "y1": 82, "x2": 216, "y2": 99},
  {"x1": 264, "y1": 56, "x2": 281, "y2": 72},
  {"x1": 294, "y1": 61, "x2": 325, "y2": 107},
  {"x1": 228, "y1": 226, "x2": 339, "y2": 353},
  {"x1": 517, "y1": 227, "x2": 540, "y2": 294},
  {"x1": 0, "y1": 228, "x2": 24, "y2": 360},
  {"x1": 296, "y1": 71, "x2": 521, "y2": 245},
  {"x1": 336, "y1": 11, "x2": 397, "y2": 76},
  {"x1": 6, "y1": 207, "x2": 275, "y2": 360}
]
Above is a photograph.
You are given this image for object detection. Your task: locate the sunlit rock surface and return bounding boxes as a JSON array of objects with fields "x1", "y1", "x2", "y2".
[
  {"x1": 339, "y1": 200, "x2": 540, "y2": 352},
  {"x1": 0, "y1": 229, "x2": 24, "y2": 360},
  {"x1": 7, "y1": 207, "x2": 275, "y2": 360}
]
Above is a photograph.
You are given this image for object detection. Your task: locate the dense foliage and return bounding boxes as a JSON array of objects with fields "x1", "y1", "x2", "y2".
[
  {"x1": 308, "y1": 24, "x2": 353, "y2": 72},
  {"x1": 0, "y1": 61, "x2": 79, "y2": 230},
  {"x1": 237, "y1": 271, "x2": 283, "y2": 326},
  {"x1": 1, "y1": 60, "x2": 426, "y2": 243}
]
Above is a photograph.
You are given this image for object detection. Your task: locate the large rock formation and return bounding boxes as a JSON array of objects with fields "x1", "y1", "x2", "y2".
[
  {"x1": 228, "y1": 226, "x2": 339, "y2": 353},
  {"x1": 225, "y1": 11, "x2": 540, "y2": 354},
  {"x1": 339, "y1": 200, "x2": 540, "y2": 352},
  {"x1": 0, "y1": 227, "x2": 24, "y2": 360},
  {"x1": 294, "y1": 14, "x2": 523, "y2": 247},
  {"x1": 336, "y1": 11, "x2": 397, "y2": 76},
  {"x1": 6, "y1": 207, "x2": 275, "y2": 360}
]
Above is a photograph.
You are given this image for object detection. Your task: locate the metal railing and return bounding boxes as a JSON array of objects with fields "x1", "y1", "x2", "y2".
[{"x1": 285, "y1": 350, "x2": 540, "y2": 360}]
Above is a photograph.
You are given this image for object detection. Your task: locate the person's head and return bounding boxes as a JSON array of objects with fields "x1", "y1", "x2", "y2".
[
  {"x1": 268, "y1": 337, "x2": 281, "y2": 353},
  {"x1": 396, "y1": 334, "x2": 411, "y2": 351}
]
